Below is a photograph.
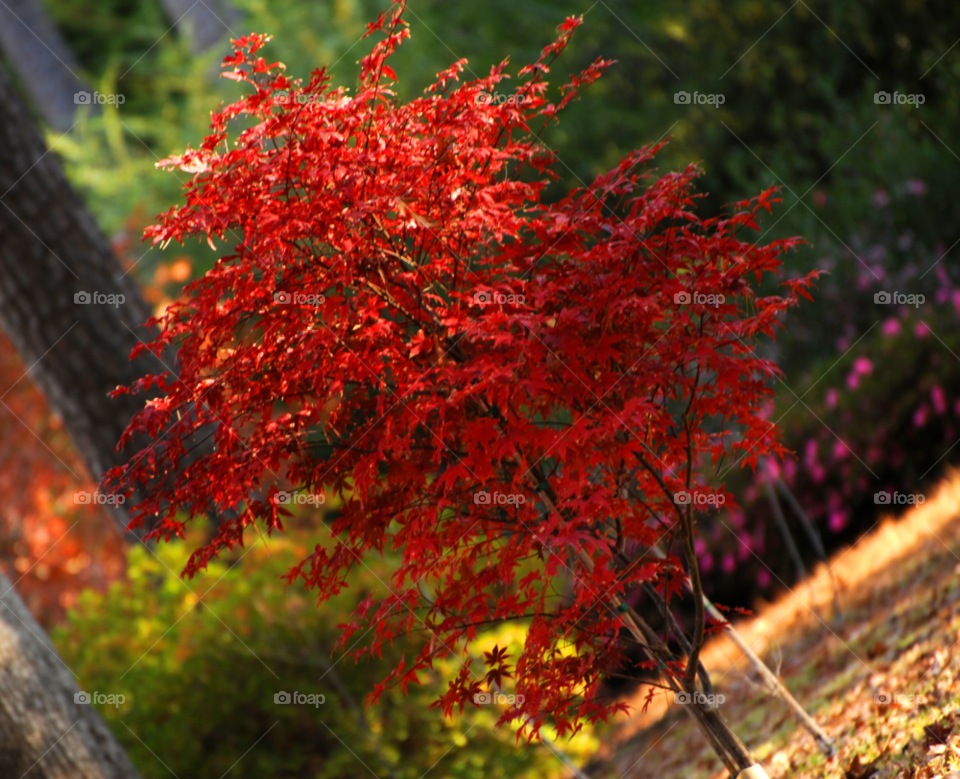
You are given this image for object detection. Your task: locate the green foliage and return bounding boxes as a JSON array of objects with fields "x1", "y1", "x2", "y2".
[{"x1": 52, "y1": 520, "x2": 591, "y2": 778}]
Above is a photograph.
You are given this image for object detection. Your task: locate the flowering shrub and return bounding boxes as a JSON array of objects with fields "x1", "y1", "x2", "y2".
[
  {"x1": 54, "y1": 518, "x2": 583, "y2": 779},
  {"x1": 702, "y1": 284, "x2": 960, "y2": 604},
  {"x1": 106, "y1": 2, "x2": 815, "y2": 742}
]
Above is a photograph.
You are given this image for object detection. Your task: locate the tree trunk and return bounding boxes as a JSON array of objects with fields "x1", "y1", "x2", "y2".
[
  {"x1": 0, "y1": 65, "x2": 164, "y2": 489},
  {"x1": 0, "y1": 0, "x2": 92, "y2": 131},
  {"x1": 0, "y1": 63, "x2": 153, "y2": 779},
  {"x1": 158, "y1": 0, "x2": 240, "y2": 55},
  {"x1": 0, "y1": 569, "x2": 139, "y2": 778}
]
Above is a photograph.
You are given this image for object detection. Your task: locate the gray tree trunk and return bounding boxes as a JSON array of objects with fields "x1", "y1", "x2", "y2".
[
  {"x1": 0, "y1": 0, "x2": 92, "y2": 131},
  {"x1": 0, "y1": 62, "x2": 161, "y2": 779},
  {"x1": 0, "y1": 65, "x2": 165, "y2": 490},
  {"x1": 0, "y1": 569, "x2": 139, "y2": 777},
  {"x1": 158, "y1": 0, "x2": 240, "y2": 55}
]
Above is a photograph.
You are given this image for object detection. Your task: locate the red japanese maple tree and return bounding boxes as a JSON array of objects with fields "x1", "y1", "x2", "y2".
[{"x1": 106, "y1": 3, "x2": 815, "y2": 772}]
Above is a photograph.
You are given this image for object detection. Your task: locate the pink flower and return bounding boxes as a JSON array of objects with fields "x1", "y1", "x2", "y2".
[
  {"x1": 721, "y1": 553, "x2": 736, "y2": 575},
  {"x1": 906, "y1": 178, "x2": 927, "y2": 196},
  {"x1": 828, "y1": 509, "x2": 848, "y2": 532},
  {"x1": 757, "y1": 569, "x2": 771, "y2": 588},
  {"x1": 826, "y1": 388, "x2": 839, "y2": 409},
  {"x1": 846, "y1": 372, "x2": 860, "y2": 390},
  {"x1": 953, "y1": 290, "x2": 960, "y2": 316},
  {"x1": 932, "y1": 386, "x2": 947, "y2": 415},
  {"x1": 882, "y1": 318, "x2": 902, "y2": 337},
  {"x1": 832, "y1": 440, "x2": 850, "y2": 461},
  {"x1": 853, "y1": 357, "x2": 873, "y2": 375},
  {"x1": 699, "y1": 553, "x2": 714, "y2": 574},
  {"x1": 784, "y1": 460, "x2": 797, "y2": 481},
  {"x1": 873, "y1": 189, "x2": 890, "y2": 208},
  {"x1": 914, "y1": 405, "x2": 929, "y2": 428},
  {"x1": 804, "y1": 439, "x2": 818, "y2": 470},
  {"x1": 915, "y1": 322, "x2": 929, "y2": 339}
]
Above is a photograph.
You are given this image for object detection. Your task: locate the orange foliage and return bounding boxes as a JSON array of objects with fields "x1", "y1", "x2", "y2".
[{"x1": 0, "y1": 332, "x2": 125, "y2": 625}]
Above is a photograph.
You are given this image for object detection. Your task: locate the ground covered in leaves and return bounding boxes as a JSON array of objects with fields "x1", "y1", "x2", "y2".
[{"x1": 586, "y1": 471, "x2": 960, "y2": 779}]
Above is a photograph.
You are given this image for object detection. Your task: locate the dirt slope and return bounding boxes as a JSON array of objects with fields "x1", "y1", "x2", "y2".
[{"x1": 586, "y1": 471, "x2": 960, "y2": 779}]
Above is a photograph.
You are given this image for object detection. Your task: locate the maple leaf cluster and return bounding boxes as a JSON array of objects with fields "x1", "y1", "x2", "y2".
[{"x1": 106, "y1": 0, "x2": 818, "y2": 738}]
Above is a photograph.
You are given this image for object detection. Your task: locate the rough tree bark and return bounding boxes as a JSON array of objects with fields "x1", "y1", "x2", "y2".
[
  {"x1": 0, "y1": 0, "x2": 92, "y2": 131},
  {"x1": 0, "y1": 569, "x2": 139, "y2": 777},
  {"x1": 158, "y1": 0, "x2": 240, "y2": 55},
  {"x1": 0, "y1": 64, "x2": 159, "y2": 778},
  {"x1": 0, "y1": 66, "x2": 164, "y2": 488}
]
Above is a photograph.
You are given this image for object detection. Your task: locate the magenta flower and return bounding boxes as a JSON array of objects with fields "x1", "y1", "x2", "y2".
[
  {"x1": 882, "y1": 318, "x2": 902, "y2": 337},
  {"x1": 826, "y1": 388, "x2": 839, "y2": 409},
  {"x1": 828, "y1": 509, "x2": 848, "y2": 532},
  {"x1": 721, "y1": 553, "x2": 736, "y2": 575},
  {"x1": 699, "y1": 553, "x2": 714, "y2": 574},
  {"x1": 932, "y1": 386, "x2": 947, "y2": 415}
]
